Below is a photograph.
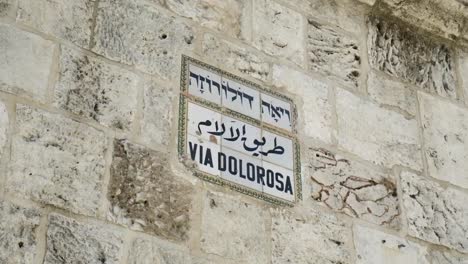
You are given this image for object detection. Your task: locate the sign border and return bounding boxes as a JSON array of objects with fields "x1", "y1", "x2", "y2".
[{"x1": 177, "y1": 55, "x2": 302, "y2": 206}]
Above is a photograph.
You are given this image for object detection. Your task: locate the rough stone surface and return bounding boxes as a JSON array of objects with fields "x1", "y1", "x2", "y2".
[
  {"x1": 307, "y1": 19, "x2": 361, "y2": 88},
  {"x1": 401, "y1": 171, "x2": 468, "y2": 253},
  {"x1": 307, "y1": 148, "x2": 400, "y2": 227},
  {"x1": 0, "y1": 0, "x2": 17, "y2": 19},
  {"x1": 140, "y1": 79, "x2": 174, "y2": 147},
  {"x1": 0, "y1": 101, "x2": 8, "y2": 162},
  {"x1": 166, "y1": 0, "x2": 246, "y2": 38},
  {"x1": 271, "y1": 209, "x2": 353, "y2": 264},
  {"x1": 44, "y1": 213, "x2": 124, "y2": 264},
  {"x1": 7, "y1": 105, "x2": 107, "y2": 216},
  {"x1": 0, "y1": 24, "x2": 55, "y2": 103},
  {"x1": 368, "y1": 71, "x2": 417, "y2": 116},
  {"x1": 128, "y1": 238, "x2": 191, "y2": 264},
  {"x1": 430, "y1": 250, "x2": 468, "y2": 264},
  {"x1": 55, "y1": 46, "x2": 139, "y2": 131},
  {"x1": 201, "y1": 191, "x2": 269, "y2": 264},
  {"x1": 17, "y1": 0, "x2": 94, "y2": 48},
  {"x1": 108, "y1": 140, "x2": 193, "y2": 241},
  {"x1": 250, "y1": 0, "x2": 304, "y2": 64},
  {"x1": 202, "y1": 34, "x2": 270, "y2": 81},
  {"x1": 0, "y1": 201, "x2": 41, "y2": 264},
  {"x1": 93, "y1": 0, "x2": 195, "y2": 78},
  {"x1": 368, "y1": 17, "x2": 457, "y2": 99},
  {"x1": 272, "y1": 65, "x2": 332, "y2": 143},
  {"x1": 354, "y1": 225, "x2": 429, "y2": 264},
  {"x1": 336, "y1": 88, "x2": 422, "y2": 170},
  {"x1": 419, "y1": 92, "x2": 468, "y2": 188},
  {"x1": 460, "y1": 52, "x2": 468, "y2": 105}
]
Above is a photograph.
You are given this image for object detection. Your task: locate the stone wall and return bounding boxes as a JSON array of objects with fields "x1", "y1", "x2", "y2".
[{"x1": 1, "y1": 0, "x2": 468, "y2": 263}]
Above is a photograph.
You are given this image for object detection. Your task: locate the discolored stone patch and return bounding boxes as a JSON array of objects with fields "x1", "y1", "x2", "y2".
[
  {"x1": 108, "y1": 140, "x2": 194, "y2": 241},
  {"x1": 128, "y1": 237, "x2": 192, "y2": 264},
  {"x1": 0, "y1": 200, "x2": 41, "y2": 264},
  {"x1": 307, "y1": 148, "x2": 400, "y2": 228},
  {"x1": 368, "y1": 17, "x2": 457, "y2": 99},
  {"x1": 0, "y1": 0, "x2": 16, "y2": 19},
  {"x1": 44, "y1": 213, "x2": 124, "y2": 264}
]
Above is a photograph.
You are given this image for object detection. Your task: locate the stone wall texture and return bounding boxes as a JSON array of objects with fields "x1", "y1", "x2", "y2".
[{"x1": 1, "y1": 0, "x2": 468, "y2": 263}]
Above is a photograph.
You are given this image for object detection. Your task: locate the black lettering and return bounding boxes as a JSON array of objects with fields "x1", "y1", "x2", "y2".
[
  {"x1": 189, "y1": 142, "x2": 198, "y2": 161},
  {"x1": 199, "y1": 145, "x2": 204, "y2": 164},
  {"x1": 275, "y1": 173, "x2": 284, "y2": 191},
  {"x1": 246, "y1": 163, "x2": 255, "y2": 182},
  {"x1": 257, "y1": 166, "x2": 265, "y2": 185},
  {"x1": 239, "y1": 159, "x2": 246, "y2": 179},
  {"x1": 284, "y1": 176, "x2": 293, "y2": 195},
  {"x1": 218, "y1": 152, "x2": 226, "y2": 172},
  {"x1": 228, "y1": 156, "x2": 237, "y2": 175},
  {"x1": 204, "y1": 148, "x2": 213, "y2": 168},
  {"x1": 266, "y1": 169, "x2": 274, "y2": 188}
]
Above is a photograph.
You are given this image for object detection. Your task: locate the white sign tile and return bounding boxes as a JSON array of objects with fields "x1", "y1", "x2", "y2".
[
  {"x1": 188, "y1": 64, "x2": 222, "y2": 104},
  {"x1": 220, "y1": 147, "x2": 263, "y2": 192},
  {"x1": 221, "y1": 76, "x2": 261, "y2": 119},
  {"x1": 221, "y1": 115, "x2": 262, "y2": 157},
  {"x1": 187, "y1": 102, "x2": 222, "y2": 142},
  {"x1": 262, "y1": 161, "x2": 295, "y2": 202},
  {"x1": 187, "y1": 135, "x2": 221, "y2": 177},
  {"x1": 261, "y1": 130, "x2": 294, "y2": 170},
  {"x1": 261, "y1": 93, "x2": 293, "y2": 131}
]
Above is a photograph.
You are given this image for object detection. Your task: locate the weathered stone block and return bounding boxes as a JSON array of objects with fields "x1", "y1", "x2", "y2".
[
  {"x1": 272, "y1": 65, "x2": 332, "y2": 143},
  {"x1": 0, "y1": 0, "x2": 17, "y2": 19},
  {"x1": 44, "y1": 214, "x2": 124, "y2": 264},
  {"x1": 368, "y1": 17, "x2": 457, "y2": 99},
  {"x1": 140, "y1": 79, "x2": 174, "y2": 147},
  {"x1": 93, "y1": 0, "x2": 195, "y2": 78},
  {"x1": 0, "y1": 101, "x2": 8, "y2": 162},
  {"x1": 250, "y1": 0, "x2": 304, "y2": 64},
  {"x1": 0, "y1": 200, "x2": 41, "y2": 264},
  {"x1": 307, "y1": 148, "x2": 400, "y2": 227},
  {"x1": 0, "y1": 24, "x2": 55, "y2": 103},
  {"x1": 200, "y1": 191, "x2": 269, "y2": 264},
  {"x1": 7, "y1": 105, "x2": 107, "y2": 216},
  {"x1": 336, "y1": 88, "x2": 422, "y2": 170},
  {"x1": 108, "y1": 140, "x2": 194, "y2": 241},
  {"x1": 128, "y1": 237, "x2": 191, "y2": 264},
  {"x1": 271, "y1": 209, "x2": 353, "y2": 264},
  {"x1": 55, "y1": 46, "x2": 139, "y2": 131},
  {"x1": 307, "y1": 20, "x2": 361, "y2": 88},
  {"x1": 460, "y1": 52, "x2": 468, "y2": 105},
  {"x1": 419, "y1": 92, "x2": 468, "y2": 188},
  {"x1": 368, "y1": 71, "x2": 417, "y2": 116},
  {"x1": 401, "y1": 171, "x2": 468, "y2": 253},
  {"x1": 354, "y1": 225, "x2": 429, "y2": 264},
  {"x1": 430, "y1": 250, "x2": 468, "y2": 264},
  {"x1": 17, "y1": 0, "x2": 95, "y2": 48},
  {"x1": 166, "y1": 0, "x2": 247, "y2": 38},
  {"x1": 202, "y1": 34, "x2": 270, "y2": 81}
]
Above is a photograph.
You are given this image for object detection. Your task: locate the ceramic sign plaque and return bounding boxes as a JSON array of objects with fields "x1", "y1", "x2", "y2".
[{"x1": 178, "y1": 56, "x2": 301, "y2": 205}]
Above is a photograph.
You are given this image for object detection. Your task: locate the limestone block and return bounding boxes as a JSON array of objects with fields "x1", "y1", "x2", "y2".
[
  {"x1": 55, "y1": 46, "x2": 139, "y2": 131},
  {"x1": 165, "y1": 0, "x2": 247, "y2": 38},
  {"x1": 17, "y1": 0, "x2": 95, "y2": 48},
  {"x1": 0, "y1": 101, "x2": 8, "y2": 161},
  {"x1": 44, "y1": 213, "x2": 124, "y2": 264},
  {"x1": 93, "y1": 0, "x2": 195, "y2": 79},
  {"x1": 307, "y1": 20, "x2": 361, "y2": 89},
  {"x1": 430, "y1": 250, "x2": 468, "y2": 264},
  {"x1": 368, "y1": 71, "x2": 417, "y2": 116},
  {"x1": 336, "y1": 88, "x2": 422, "y2": 170},
  {"x1": 307, "y1": 148, "x2": 400, "y2": 228},
  {"x1": 0, "y1": 0, "x2": 17, "y2": 19},
  {"x1": 140, "y1": 79, "x2": 174, "y2": 147},
  {"x1": 368, "y1": 17, "x2": 457, "y2": 99},
  {"x1": 0, "y1": 200, "x2": 41, "y2": 264},
  {"x1": 250, "y1": 0, "x2": 304, "y2": 64},
  {"x1": 200, "y1": 191, "x2": 269, "y2": 264},
  {"x1": 7, "y1": 105, "x2": 107, "y2": 216},
  {"x1": 419, "y1": 92, "x2": 468, "y2": 188},
  {"x1": 271, "y1": 209, "x2": 353, "y2": 264},
  {"x1": 272, "y1": 65, "x2": 332, "y2": 143},
  {"x1": 108, "y1": 140, "x2": 194, "y2": 241},
  {"x1": 0, "y1": 24, "x2": 55, "y2": 103},
  {"x1": 202, "y1": 34, "x2": 270, "y2": 81},
  {"x1": 128, "y1": 238, "x2": 191, "y2": 264},
  {"x1": 460, "y1": 52, "x2": 468, "y2": 105},
  {"x1": 401, "y1": 171, "x2": 468, "y2": 253},
  {"x1": 354, "y1": 225, "x2": 429, "y2": 264}
]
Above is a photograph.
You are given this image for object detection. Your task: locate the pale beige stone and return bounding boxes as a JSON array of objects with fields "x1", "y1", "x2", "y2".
[
  {"x1": 7, "y1": 105, "x2": 107, "y2": 216},
  {"x1": 200, "y1": 192, "x2": 269, "y2": 264},
  {"x1": 461, "y1": 52, "x2": 468, "y2": 105},
  {"x1": 354, "y1": 225, "x2": 429, "y2": 264},
  {"x1": 0, "y1": 101, "x2": 8, "y2": 162},
  {"x1": 251, "y1": 0, "x2": 304, "y2": 64},
  {"x1": 17, "y1": 0, "x2": 95, "y2": 48},
  {"x1": 55, "y1": 46, "x2": 139, "y2": 131},
  {"x1": 0, "y1": 200, "x2": 41, "y2": 264},
  {"x1": 401, "y1": 171, "x2": 468, "y2": 253},
  {"x1": 44, "y1": 214, "x2": 124, "y2": 264},
  {"x1": 307, "y1": 148, "x2": 400, "y2": 228},
  {"x1": 272, "y1": 65, "x2": 332, "y2": 143},
  {"x1": 0, "y1": 24, "x2": 55, "y2": 103},
  {"x1": 419, "y1": 92, "x2": 468, "y2": 188},
  {"x1": 430, "y1": 250, "x2": 468, "y2": 264},
  {"x1": 202, "y1": 34, "x2": 270, "y2": 81},
  {"x1": 271, "y1": 209, "x2": 353, "y2": 264},
  {"x1": 93, "y1": 0, "x2": 195, "y2": 79},
  {"x1": 336, "y1": 88, "x2": 422, "y2": 170},
  {"x1": 0, "y1": 0, "x2": 17, "y2": 19},
  {"x1": 128, "y1": 238, "x2": 191, "y2": 264}
]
